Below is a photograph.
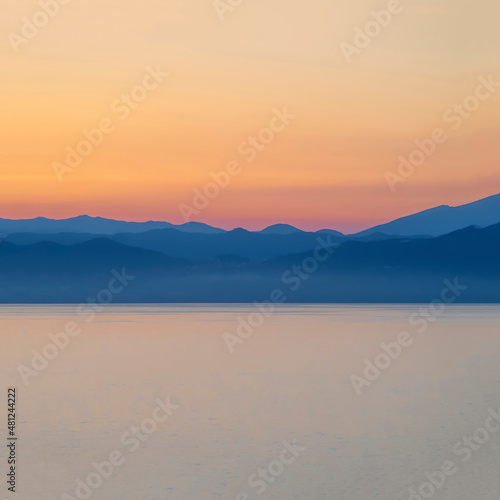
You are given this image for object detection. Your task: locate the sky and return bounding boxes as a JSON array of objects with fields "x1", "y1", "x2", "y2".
[{"x1": 1, "y1": 0, "x2": 499, "y2": 232}]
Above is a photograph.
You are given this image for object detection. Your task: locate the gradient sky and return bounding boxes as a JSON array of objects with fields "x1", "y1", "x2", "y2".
[{"x1": 1, "y1": 0, "x2": 499, "y2": 232}]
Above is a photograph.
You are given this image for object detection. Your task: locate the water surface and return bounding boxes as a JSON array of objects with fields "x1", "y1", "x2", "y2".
[{"x1": 1, "y1": 305, "x2": 499, "y2": 499}]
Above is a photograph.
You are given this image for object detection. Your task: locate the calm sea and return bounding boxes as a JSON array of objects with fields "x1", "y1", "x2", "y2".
[{"x1": 1, "y1": 305, "x2": 499, "y2": 500}]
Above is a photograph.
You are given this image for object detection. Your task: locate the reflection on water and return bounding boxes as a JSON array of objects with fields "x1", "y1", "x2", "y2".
[{"x1": 1, "y1": 305, "x2": 499, "y2": 500}]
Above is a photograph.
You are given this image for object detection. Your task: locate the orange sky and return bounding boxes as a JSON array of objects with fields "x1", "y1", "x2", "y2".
[{"x1": 1, "y1": 0, "x2": 499, "y2": 232}]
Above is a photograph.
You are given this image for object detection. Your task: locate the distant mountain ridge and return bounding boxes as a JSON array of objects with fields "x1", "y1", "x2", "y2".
[
  {"x1": 0, "y1": 216, "x2": 225, "y2": 235},
  {"x1": 2, "y1": 228, "x2": 347, "y2": 261},
  {"x1": 260, "y1": 223, "x2": 302, "y2": 235},
  {"x1": 354, "y1": 193, "x2": 500, "y2": 237},
  {"x1": 0, "y1": 223, "x2": 499, "y2": 303},
  {"x1": 0, "y1": 193, "x2": 499, "y2": 237}
]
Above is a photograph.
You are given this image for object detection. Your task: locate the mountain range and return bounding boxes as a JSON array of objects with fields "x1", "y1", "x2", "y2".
[
  {"x1": 0, "y1": 193, "x2": 499, "y2": 302},
  {"x1": 356, "y1": 193, "x2": 500, "y2": 237},
  {"x1": 0, "y1": 216, "x2": 225, "y2": 235},
  {"x1": 1, "y1": 193, "x2": 500, "y2": 237},
  {"x1": 0, "y1": 223, "x2": 498, "y2": 303}
]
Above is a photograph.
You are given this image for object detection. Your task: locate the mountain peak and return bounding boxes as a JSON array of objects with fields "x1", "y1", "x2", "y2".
[
  {"x1": 260, "y1": 224, "x2": 302, "y2": 235},
  {"x1": 355, "y1": 193, "x2": 500, "y2": 237}
]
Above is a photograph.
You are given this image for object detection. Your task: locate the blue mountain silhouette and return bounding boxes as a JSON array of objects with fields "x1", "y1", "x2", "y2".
[
  {"x1": 0, "y1": 223, "x2": 499, "y2": 303},
  {"x1": 354, "y1": 193, "x2": 500, "y2": 237}
]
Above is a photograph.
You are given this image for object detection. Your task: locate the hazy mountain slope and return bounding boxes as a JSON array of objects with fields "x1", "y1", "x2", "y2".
[
  {"x1": 2, "y1": 192, "x2": 500, "y2": 238},
  {"x1": 0, "y1": 216, "x2": 225, "y2": 235},
  {"x1": 2, "y1": 228, "x2": 388, "y2": 260},
  {"x1": 0, "y1": 224, "x2": 499, "y2": 303},
  {"x1": 355, "y1": 193, "x2": 500, "y2": 237},
  {"x1": 260, "y1": 224, "x2": 303, "y2": 234},
  {"x1": 109, "y1": 228, "x2": 346, "y2": 261}
]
